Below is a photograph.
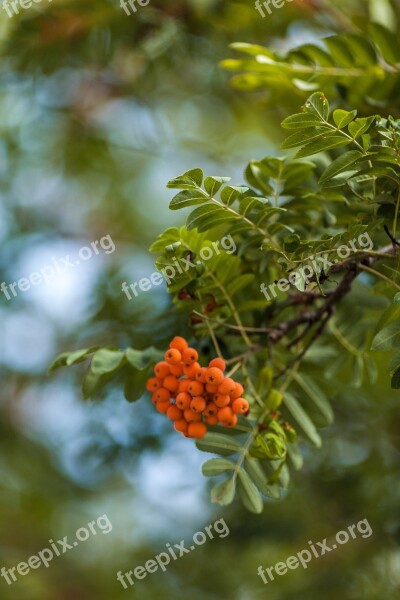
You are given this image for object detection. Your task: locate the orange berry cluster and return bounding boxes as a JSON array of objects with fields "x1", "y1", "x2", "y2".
[{"x1": 146, "y1": 336, "x2": 250, "y2": 439}]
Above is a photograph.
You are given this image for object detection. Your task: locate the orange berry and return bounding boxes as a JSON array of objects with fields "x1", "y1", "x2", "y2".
[
  {"x1": 188, "y1": 380, "x2": 204, "y2": 396},
  {"x1": 224, "y1": 414, "x2": 238, "y2": 428},
  {"x1": 156, "y1": 400, "x2": 171, "y2": 414},
  {"x1": 167, "y1": 405, "x2": 184, "y2": 421},
  {"x1": 209, "y1": 358, "x2": 226, "y2": 372},
  {"x1": 169, "y1": 363, "x2": 183, "y2": 377},
  {"x1": 170, "y1": 336, "x2": 189, "y2": 352},
  {"x1": 154, "y1": 361, "x2": 170, "y2": 379},
  {"x1": 196, "y1": 367, "x2": 208, "y2": 383},
  {"x1": 146, "y1": 377, "x2": 162, "y2": 392},
  {"x1": 206, "y1": 367, "x2": 224, "y2": 385},
  {"x1": 187, "y1": 422, "x2": 207, "y2": 439},
  {"x1": 183, "y1": 362, "x2": 201, "y2": 378},
  {"x1": 184, "y1": 409, "x2": 202, "y2": 423},
  {"x1": 182, "y1": 347, "x2": 199, "y2": 365},
  {"x1": 176, "y1": 392, "x2": 192, "y2": 410},
  {"x1": 174, "y1": 419, "x2": 189, "y2": 434},
  {"x1": 231, "y1": 382, "x2": 244, "y2": 399},
  {"x1": 154, "y1": 388, "x2": 170, "y2": 403},
  {"x1": 205, "y1": 415, "x2": 218, "y2": 426},
  {"x1": 163, "y1": 375, "x2": 180, "y2": 392},
  {"x1": 164, "y1": 348, "x2": 182, "y2": 365},
  {"x1": 218, "y1": 377, "x2": 236, "y2": 395},
  {"x1": 217, "y1": 406, "x2": 234, "y2": 422},
  {"x1": 232, "y1": 398, "x2": 250, "y2": 414},
  {"x1": 178, "y1": 379, "x2": 190, "y2": 393},
  {"x1": 205, "y1": 382, "x2": 219, "y2": 394},
  {"x1": 214, "y1": 393, "x2": 231, "y2": 408},
  {"x1": 190, "y1": 396, "x2": 206, "y2": 413},
  {"x1": 204, "y1": 402, "x2": 218, "y2": 417},
  {"x1": 151, "y1": 392, "x2": 158, "y2": 405}
]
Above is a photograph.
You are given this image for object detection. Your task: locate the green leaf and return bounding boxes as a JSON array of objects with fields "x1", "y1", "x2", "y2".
[
  {"x1": 245, "y1": 457, "x2": 280, "y2": 498},
  {"x1": 124, "y1": 367, "x2": 149, "y2": 402},
  {"x1": 196, "y1": 432, "x2": 242, "y2": 456},
  {"x1": 126, "y1": 347, "x2": 163, "y2": 370},
  {"x1": 391, "y1": 366, "x2": 400, "y2": 389},
  {"x1": 48, "y1": 346, "x2": 99, "y2": 372},
  {"x1": 319, "y1": 150, "x2": 363, "y2": 183},
  {"x1": 204, "y1": 176, "x2": 231, "y2": 196},
  {"x1": 284, "y1": 392, "x2": 322, "y2": 447},
  {"x1": 186, "y1": 204, "x2": 236, "y2": 231},
  {"x1": 294, "y1": 374, "x2": 334, "y2": 424},
  {"x1": 211, "y1": 477, "x2": 236, "y2": 506},
  {"x1": 281, "y1": 127, "x2": 331, "y2": 150},
  {"x1": 237, "y1": 468, "x2": 264, "y2": 513},
  {"x1": 202, "y1": 458, "x2": 236, "y2": 477},
  {"x1": 348, "y1": 116, "x2": 376, "y2": 138},
  {"x1": 250, "y1": 432, "x2": 287, "y2": 460},
  {"x1": 296, "y1": 136, "x2": 350, "y2": 158},
  {"x1": 91, "y1": 349, "x2": 126, "y2": 375},
  {"x1": 371, "y1": 323, "x2": 400, "y2": 351},
  {"x1": 333, "y1": 109, "x2": 357, "y2": 128},
  {"x1": 281, "y1": 113, "x2": 322, "y2": 130},
  {"x1": 220, "y1": 185, "x2": 249, "y2": 206},
  {"x1": 256, "y1": 366, "x2": 274, "y2": 398},
  {"x1": 305, "y1": 92, "x2": 329, "y2": 120},
  {"x1": 169, "y1": 189, "x2": 208, "y2": 210},
  {"x1": 167, "y1": 168, "x2": 203, "y2": 189}
]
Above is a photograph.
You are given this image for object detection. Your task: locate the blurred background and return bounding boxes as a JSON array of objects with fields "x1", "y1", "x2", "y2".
[{"x1": 1, "y1": 0, "x2": 400, "y2": 598}]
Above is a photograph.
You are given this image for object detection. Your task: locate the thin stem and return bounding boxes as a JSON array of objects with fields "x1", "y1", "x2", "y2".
[
  {"x1": 359, "y1": 263, "x2": 400, "y2": 291},
  {"x1": 329, "y1": 321, "x2": 364, "y2": 357},
  {"x1": 207, "y1": 271, "x2": 253, "y2": 348}
]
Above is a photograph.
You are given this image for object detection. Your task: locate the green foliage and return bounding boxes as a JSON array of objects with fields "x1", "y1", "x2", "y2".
[
  {"x1": 221, "y1": 27, "x2": 400, "y2": 109},
  {"x1": 52, "y1": 78, "x2": 400, "y2": 515}
]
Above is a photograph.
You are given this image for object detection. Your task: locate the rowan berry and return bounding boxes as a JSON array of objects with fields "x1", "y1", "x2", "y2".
[
  {"x1": 184, "y1": 409, "x2": 202, "y2": 423},
  {"x1": 206, "y1": 367, "x2": 224, "y2": 385},
  {"x1": 206, "y1": 382, "x2": 219, "y2": 394},
  {"x1": 188, "y1": 380, "x2": 204, "y2": 396},
  {"x1": 190, "y1": 396, "x2": 206, "y2": 413},
  {"x1": 170, "y1": 336, "x2": 189, "y2": 352},
  {"x1": 154, "y1": 361, "x2": 170, "y2": 379},
  {"x1": 167, "y1": 405, "x2": 183, "y2": 421},
  {"x1": 196, "y1": 367, "x2": 208, "y2": 383},
  {"x1": 174, "y1": 419, "x2": 189, "y2": 434},
  {"x1": 169, "y1": 363, "x2": 184, "y2": 377},
  {"x1": 151, "y1": 392, "x2": 158, "y2": 405},
  {"x1": 230, "y1": 382, "x2": 244, "y2": 399},
  {"x1": 163, "y1": 375, "x2": 180, "y2": 392},
  {"x1": 232, "y1": 398, "x2": 250, "y2": 414},
  {"x1": 176, "y1": 392, "x2": 191, "y2": 410},
  {"x1": 156, "y1": 400, "x2": 171, "y2": 414},
  {"x1": 217, "y1": 406, "x2": 234, "y2": 423},
  {"x1": 183, "y1": 362, "x2": 201, "y2": 378},
  {"x1": 218, "y1": 377, "x2": 236, "y2": 395},
  {"x1": 205, "y1": 415, "x2": 218, "y2": 426},
  {"x1": 214, "y1": 393, "x2": 231, "y2": 408},
  {"x1": 154, "y1": 388, "x2": 170, "y2": 403},
  {"x1": 204, "y1": 402, "x2": 218, "y2": 417},
  {"x1": 164, "y1": 348, "x2": 182, "y2": 365},
  {"x1": 182, "y1": 347, "x2": 198, "y2": 365},
  {"x1": 209, "y1": 358, "x2": 226, "y2": 372},
  {"x1": 187, "y1": 422, "x2": 207, "y2": 439},
  {"x1": 146, "y1": 377, "x2": 162, "y2": 392},
  {"x1": 178, "y1": 379, "x2": 190, "y2": 393},
  {"x1": 224, "y1": 414, "x2": 238, "y2": 428}
]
